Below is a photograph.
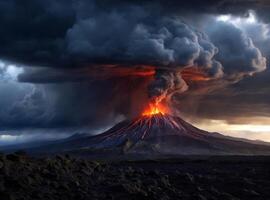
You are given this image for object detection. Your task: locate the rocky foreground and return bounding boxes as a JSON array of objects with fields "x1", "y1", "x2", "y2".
[{"x1": 0, "y1": 152, "x2": 270, "y2": 200}]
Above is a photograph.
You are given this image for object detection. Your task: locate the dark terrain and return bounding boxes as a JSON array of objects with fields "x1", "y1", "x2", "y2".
[{"x1": 1, "y1": 152, "x2": 270, "y2": 200}]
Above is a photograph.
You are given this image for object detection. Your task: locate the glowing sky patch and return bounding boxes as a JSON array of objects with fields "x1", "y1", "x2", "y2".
[
  {"x1": 0, "y1": 60, "x2": 23, "y2": 81},
  {"x1": 216, "y1": 11, "x2": 257, "y2": 25},
  {"x1": 194, "y1": 118, "x2": 270, "y2": 142}
]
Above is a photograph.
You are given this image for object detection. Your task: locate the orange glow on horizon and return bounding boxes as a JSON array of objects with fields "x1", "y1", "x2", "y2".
[{"x1": 142, "y1": 102, "x2": 168, "y2": 116}]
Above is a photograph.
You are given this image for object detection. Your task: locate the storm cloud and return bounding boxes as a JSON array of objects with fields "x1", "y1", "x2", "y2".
[{"x1": 0, "y1": 0, "x2": 269, "y2": 134}]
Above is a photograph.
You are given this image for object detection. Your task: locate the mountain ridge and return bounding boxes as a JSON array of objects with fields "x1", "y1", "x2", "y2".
[{"x1": 15, "y1": 113, "x2": 270, "y2": 156}]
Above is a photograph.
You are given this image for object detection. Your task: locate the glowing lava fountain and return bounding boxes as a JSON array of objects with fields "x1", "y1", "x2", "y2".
[{"x1": 142, "y1": 102, "x2": 168, "y2": 116}]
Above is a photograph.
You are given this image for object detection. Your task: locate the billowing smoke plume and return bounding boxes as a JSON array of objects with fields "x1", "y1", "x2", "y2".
[
  {"x1": 148, "y1": 70, "x2": 188, "y2": 104},
  {"x1": 39, "y1": 13, "x2": 227, "y2": 105},
  {"x1": 64, "y1": 7, "x2": 265, "y2": 106}
]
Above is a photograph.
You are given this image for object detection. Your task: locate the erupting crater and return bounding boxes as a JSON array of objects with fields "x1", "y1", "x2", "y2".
[{"x1": 142, "y1": 102, "x2": 167, "y2": 116}]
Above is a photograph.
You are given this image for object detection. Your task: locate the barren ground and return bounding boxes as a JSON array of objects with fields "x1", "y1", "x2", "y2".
[{"x1": 0, "y1": 153, "x2": 270, "y2": 200}]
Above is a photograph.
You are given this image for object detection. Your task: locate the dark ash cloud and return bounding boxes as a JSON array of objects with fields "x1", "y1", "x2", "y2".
[
  {"x1": 207, "y1": 20, "x2": 267, "y2": 77},
  {"x1": 0, "y1": 0, "x2": 269, "y2": 132}
]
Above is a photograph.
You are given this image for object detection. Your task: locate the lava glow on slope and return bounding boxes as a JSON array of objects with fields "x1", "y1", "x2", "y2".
[{"x1": 142, "y1": 102, "x2": 168, "y2": 116}]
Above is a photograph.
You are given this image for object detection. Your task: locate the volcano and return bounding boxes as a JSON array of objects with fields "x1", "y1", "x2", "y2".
[
  {"x1": 79, "y1": 113, "x2": 270, "y2": 155},
  {"x1": 25, "y1": 113, "x2": 270, "y2": 156}
]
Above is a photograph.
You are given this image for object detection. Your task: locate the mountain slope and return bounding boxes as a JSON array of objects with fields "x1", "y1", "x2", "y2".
[{"x1": 23, "y1": 113, "x2": 270, "y2": 155}]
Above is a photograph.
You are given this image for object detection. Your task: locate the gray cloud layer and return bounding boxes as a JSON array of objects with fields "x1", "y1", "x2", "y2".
[{"x1": 0, "y1": 0, "x2": 269, "y2": 131}]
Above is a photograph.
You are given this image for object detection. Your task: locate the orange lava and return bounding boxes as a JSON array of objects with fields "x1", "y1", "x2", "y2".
[{"x1": 142, "y1": 102, "x2": 168, "y2": 116}]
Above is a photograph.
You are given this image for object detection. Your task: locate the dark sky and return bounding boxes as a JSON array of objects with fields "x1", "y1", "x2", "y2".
[{"x1": 0, "y1": 0, "x2": 270, "y2": 142}]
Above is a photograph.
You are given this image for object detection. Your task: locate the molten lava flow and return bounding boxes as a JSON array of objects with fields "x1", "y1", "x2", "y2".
[{"x1": 142, "y1": 102, "x2": 168, "y2": 116}]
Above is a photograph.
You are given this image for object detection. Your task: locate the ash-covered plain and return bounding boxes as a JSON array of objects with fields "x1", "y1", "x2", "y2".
[{"x1": 1, "y1": 152, "x2": 270, "y2": 200}]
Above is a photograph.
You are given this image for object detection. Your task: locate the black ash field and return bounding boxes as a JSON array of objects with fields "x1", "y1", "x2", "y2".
[{"x1": 1, "y1": 152, "x2": 270, "y2": 200}]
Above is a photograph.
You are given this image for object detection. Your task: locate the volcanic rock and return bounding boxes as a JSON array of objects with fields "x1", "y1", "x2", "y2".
[{"x1": 1, "y1": 155, "x2": 267, "y2": 200}]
